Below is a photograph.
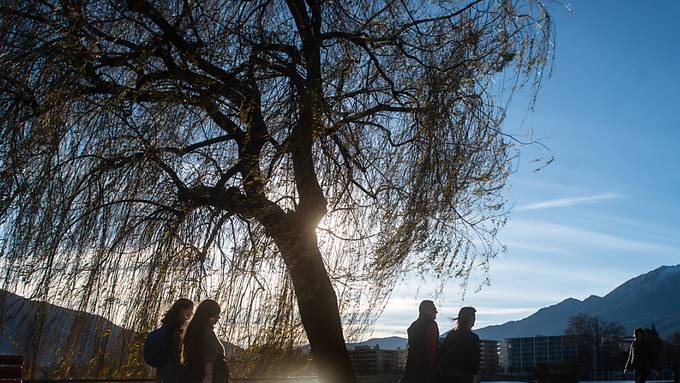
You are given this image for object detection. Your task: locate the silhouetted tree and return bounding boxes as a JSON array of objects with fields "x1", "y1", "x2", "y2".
[
  {"x1": 0, "y1": 1, "x2": 551, "y2": 381},
  {"x1": 565, "y1": 314, "x2": 626, "y2": 376},
  {"x1": 669, "y1": 331, "x2": 680, "y2": 359},
  {"x1": 667, "y1": 331, "x2": 680, "y2": 380}
]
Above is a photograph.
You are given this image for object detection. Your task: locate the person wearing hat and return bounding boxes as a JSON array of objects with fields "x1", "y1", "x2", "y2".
[
  {"x1": 401, "y1": 300, "x2": 440, "y2": 382},
  {"x1": 435, "y1": 306, "x2": 480, "y2": 383}
]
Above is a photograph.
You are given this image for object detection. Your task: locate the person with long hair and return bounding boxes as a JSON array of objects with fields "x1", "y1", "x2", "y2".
[
  {"x1": 182, "y1": 299, "x2": 229, "y2": 383},
  {"x1": 435, "y1": 307, "x2": 480, "y2": 383},
  {"x1": 157, "y1": 298, "x2": 194, "y2": 383}
]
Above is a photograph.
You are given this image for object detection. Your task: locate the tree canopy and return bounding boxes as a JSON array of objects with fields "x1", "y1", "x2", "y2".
[
  {"x1": 565, "y1": 314, "x2": 626, "y2": 340},
  {"x1": 0, "y1": 0, "x2": 551, "y2": 380},
  {"x1": 565, "y1": 313, "x2": 626, "y2": 375}
]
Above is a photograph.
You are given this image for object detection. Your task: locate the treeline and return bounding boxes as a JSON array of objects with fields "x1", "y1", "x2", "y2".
[{"x1": 565, "y1": 314, "x2": 680, "y2": 374}]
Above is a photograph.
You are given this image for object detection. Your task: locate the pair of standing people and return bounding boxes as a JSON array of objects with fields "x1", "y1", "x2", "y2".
[
  {"x1": 402, "y1": 301, "x2": 480, "y2": 383},
  {"x1": 625, "y1": 327, "x2": 661, "y2": 383},
  {"x1": 151, "y1": 299, "x2": 229, "y2": 383}
]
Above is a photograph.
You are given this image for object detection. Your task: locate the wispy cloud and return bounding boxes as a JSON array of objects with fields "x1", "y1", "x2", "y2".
[
  {"x1": 502, "y1": 219, "x2": 680, "y2": 255},
  {"x1": 516, "y1": 192, "x2": 621, "y2": 211}
]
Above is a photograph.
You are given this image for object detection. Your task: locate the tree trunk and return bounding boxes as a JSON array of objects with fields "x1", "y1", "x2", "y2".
[{"x1": 270, "y1": 220, "x2": 356, "y2": 383}]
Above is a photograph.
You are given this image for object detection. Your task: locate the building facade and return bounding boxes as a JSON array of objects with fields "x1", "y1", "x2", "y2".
[
  {"x1": 505, "y1": 335, "x2": 580, "y2": 375},
  {"x1": 348, "y1": 345, "x2": 407, "y2": 374},
  {"x1": 480, "y1": 339, "x2": 501, "y2": 374},
  {"x1": 347, "y1": 338, "x2": 501, "y2": 375}
]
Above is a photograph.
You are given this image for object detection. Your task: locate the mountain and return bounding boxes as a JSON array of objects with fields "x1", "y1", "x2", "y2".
[
  {"x1": 347, "y1": 336, "x2": 407, "y2": 350},
  {"x1": 7, "y1": 264, "x2": 678, "y2": 374},
  {"x1": 346, "y1": 266, "x2": 680, "y2": 348},
  {"x1": 475, "y1": 265, "x2": 680, "y2": 341},
  {"x1": 0, "y1": 290, "x2": 242, "y2": 379},
  {"x1": 0, "y1": 289, "x2": 146, "y2": 379}
]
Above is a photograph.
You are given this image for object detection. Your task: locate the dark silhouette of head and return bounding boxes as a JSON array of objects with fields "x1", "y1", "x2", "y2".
[
  {"x1": 455, "y1": 306, "x2": 476, "y2": 330},
  {"x1": 634, "y1": 327, "x2": 645, "y2": 340},
  {"x1": 646, "y1": 326, "x2": 659, "y2": 338},
  {"x1": 161, "y1": 298, "x2": 194, "y2": 327},
  {"x1": 184, "y1": 299, "x2": 221, "y2": 343},
  {"x1": 419, "y1": 300, "x2": 437, "y2": 320},
  {"x1": 183, "y1": 299, "x2": 221, "y2": 364}
]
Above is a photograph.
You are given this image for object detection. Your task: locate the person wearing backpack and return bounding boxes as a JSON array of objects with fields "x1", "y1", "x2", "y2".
[
  {"x1": 145, "y1": 298, "x2": 194, "y2": 383},
  {"x1": 182, "y1": 299, "x2": 229, "y2": 383}
]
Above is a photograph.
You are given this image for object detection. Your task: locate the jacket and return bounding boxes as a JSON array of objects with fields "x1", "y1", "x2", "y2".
[
  {"x1": 626, "y1": 338, "x2": 650, "y2": 372},
  {"x1": 403, "y1": 314, "x2": 439, "y2": 382}
]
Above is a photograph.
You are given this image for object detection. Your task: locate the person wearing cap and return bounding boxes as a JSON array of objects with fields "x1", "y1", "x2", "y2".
[
  {"x1": 435, "y1": 306, "x2": 480, "y2": 383},
  {"x1": 401, "y1": 300, "x2": 440, "y2": 382}
]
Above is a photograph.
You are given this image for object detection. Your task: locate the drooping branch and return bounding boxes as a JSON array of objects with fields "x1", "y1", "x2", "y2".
[{"x1": 0, "y1": 1, "x2": 552, "y2": 380}]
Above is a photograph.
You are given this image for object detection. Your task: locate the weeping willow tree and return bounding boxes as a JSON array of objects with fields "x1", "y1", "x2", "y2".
[{"x1": 0, "y1": 0, "x2": 551, "y2": 381}]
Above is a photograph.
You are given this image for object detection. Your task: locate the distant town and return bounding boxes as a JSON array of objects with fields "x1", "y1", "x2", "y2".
[
  {"x1": 347, "y1": 330, "x2": 680, "y2": 381},
  {"x1": 3, "y1": 266, "x2": 680, "y2": 380},
  {"x1": 344, "y1": 266, "x2": 680, "y2": 380}
]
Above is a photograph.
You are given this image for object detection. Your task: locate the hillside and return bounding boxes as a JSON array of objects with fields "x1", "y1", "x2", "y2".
[
  {"x1": 0, "y1": 290, "x2": 146, "y2": 379},
  {"x1": 0, "y1": 290, "x2": 245, "y2": 379},
  {"x1": 475, "y1": 265, "x2": 680, "y2": 340},
  {"x1": 348, "y1": 265, "x2": 680, "y2": 348},
  {"x1": 347, "y1": 336, "x2": 407, "y2": 350}
]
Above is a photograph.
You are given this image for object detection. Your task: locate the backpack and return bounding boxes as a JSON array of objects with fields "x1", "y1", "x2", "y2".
[{"x1": 143, "y1": 326, "x2": 170, "y2": 368}]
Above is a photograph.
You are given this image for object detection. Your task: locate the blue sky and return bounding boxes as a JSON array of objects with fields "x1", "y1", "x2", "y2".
[{"x1": 371, "y1": 0, "x2": 680, "y2": 337}]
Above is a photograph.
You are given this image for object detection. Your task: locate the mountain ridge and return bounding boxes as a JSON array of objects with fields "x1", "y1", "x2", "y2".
[
  {"x1": 0, "y1": 289, "x2": 144, "y2": 379},
  {"x1": 3, "y1": 265, "x2": 679, "y2": 363},
  {"x1": 347, "y1": 265, "x2": 680, "y2": 349},
  {"x1": 0, "y1": 290, "x2": 242, "y2": 379},
  {"x1": 476, "y1": 265, "x2": 680, "y2": 340}
]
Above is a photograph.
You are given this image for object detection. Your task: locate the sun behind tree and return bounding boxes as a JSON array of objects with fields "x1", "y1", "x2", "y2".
[{"x1": 0, "y1": 1, "x2": 551, "y2": 381}]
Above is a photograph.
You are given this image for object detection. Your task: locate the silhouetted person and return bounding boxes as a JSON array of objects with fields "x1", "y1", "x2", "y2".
[
  {"x1": 157, "y1": 298, "x2": 194, "y2": 383},
  {"x1": 625, "y1": 327, "x2": 651, "y2": 383},
  {"x1": 646, "y1": 327, "x2": 662, "y2": 378},
  {"x1": 182, "y1": 300, "x2": 229, "y2": 383},
  {"x1": 435, "y1": 307, "x2": 480, "y2": 383},
  {"x1": 401, "y1": 300, "x2": 439, "y2": 383}
]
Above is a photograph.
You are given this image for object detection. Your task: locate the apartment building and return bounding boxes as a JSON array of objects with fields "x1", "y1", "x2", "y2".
[
  {"x1": 348, "y1": 345, "x2": 407, "y2": 374},
  {"x1": 505, "y1": 335, "x2": 579, "y2": 374}
]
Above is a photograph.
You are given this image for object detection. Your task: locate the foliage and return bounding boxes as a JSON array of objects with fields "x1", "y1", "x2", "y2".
[
  {"x1": 0, "y1": 0, "x2": 551, "y2": 377},
  {"x1": 565, "y1": 313, "x2": 626, "y2": 373},
  {"x1": 565, "y1": 313, "x2": 625, "y2": 340},
  {"x1": 662, "y1": 331, "x2": 680, "y2": 367}
]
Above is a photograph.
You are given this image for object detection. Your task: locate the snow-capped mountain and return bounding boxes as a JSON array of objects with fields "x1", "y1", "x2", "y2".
[
  {"x1": 475, "y1": 265, "x2": 680, "y2": 340},
  {"x1": 344, "y1": 265, "x2": 680, "y2": 348}
]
